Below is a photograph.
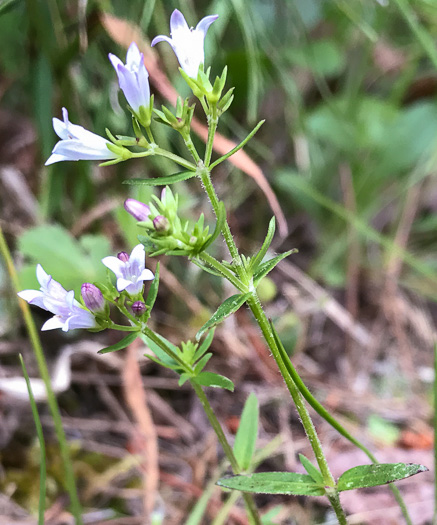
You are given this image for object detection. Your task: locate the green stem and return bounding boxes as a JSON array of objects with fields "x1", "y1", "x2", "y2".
[
  {"x1": 247, "y1": 294, "x2": 335, "y2": 487},
  {"x1": 20, "y1": 355, "x2": 46, "y2": 525},
  {"x1": 108, "y1": 323, "x2": 139, "y2": 332},
  {"x1": 155, "y1": 147, "x2": 197, "y2": 171},
  {"x1": 393, "y1": 0, "x2": 437, "y2": 71},
  {"x1": 138, "y1": 146, "x2": 197, "y2": 171},
  {"x1": 272, "y1": 327, "x2": 413, "y2": 524},
  {"x1": 141, "y1": 325, "x2": 261, "y2": 523},
  {"x1": 191, "y1": 381, "x2": 240, "y2": 471},
  {"x1": 184, "y1": 135, "x2": 202, "y2": 164},
  {"x1": 0, "y1": 226, "x2": 83, "y2": 525},
  {"x1": 327, "y1": 490, "x2": 348, "y2": 525},
  {"x1": 198, "y1": 167, "x2": 242, "y2": 271},
  {"x1": 205, "y1": 106, "x2": 218, "y2": 167},
  {"x1": 190, "y1": 381, "x2": 261, "y2": 525}
]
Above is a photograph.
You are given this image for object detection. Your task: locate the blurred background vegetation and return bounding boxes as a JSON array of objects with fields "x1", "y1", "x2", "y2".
[{"x1": 1, "y1": 0, "x2": 437, "y2": 523}]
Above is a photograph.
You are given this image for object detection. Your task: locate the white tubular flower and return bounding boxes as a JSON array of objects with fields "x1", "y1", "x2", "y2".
[
  {"x1": 102, "y1": 244, "x2": 154, "y2": 295},
  {"x1": 151, "y1": 9, "x2": 218, "y2": 78},
  {"x1": 108, "y1": 42, "x2": 151, "y2": 114},
  {"x1": 18, "y1": 265, "x2": 97, "y2": 332},
  {"x1": 45, "y1": 108, "x2": 117, "y2": 165}
]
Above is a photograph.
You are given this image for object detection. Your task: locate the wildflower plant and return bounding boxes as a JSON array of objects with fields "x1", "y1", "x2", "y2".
[{"x1": 14, "y1": 8, "x2": 428, "y2": 524}]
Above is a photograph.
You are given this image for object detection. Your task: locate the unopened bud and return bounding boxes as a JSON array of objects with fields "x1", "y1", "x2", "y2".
[
  {"x1": 124, "y1": 199, "x2": 151, "y2": 222},
  {"x1": 132, "y1": 301, "x2": 146, "y2": 316},
  {"x1": 153, "y1": 215, "x2": 170, "y2": 232},
  {"x1": 81, "y1": 283, "x2": 105, "y2": 312},
  {"x1": 117, "y1": 251, "x2": 130, "y2": 262}
]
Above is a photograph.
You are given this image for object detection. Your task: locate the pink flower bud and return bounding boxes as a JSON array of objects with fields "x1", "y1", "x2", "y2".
[
  {"x1": 153, "y1": 215, "x2": 170, "y2": 232},
  {"x1": 81, "y1": 283, "x2": 105, "y2": 312},
  {"x1": 117, "y1": 252, "x2": 130, "y2": 262},
  {"x1": 124, "y1": 198, "x2": 151, "y2": 221},
  {"x1": 132, "y1": 301, "x2": 146, "y2": 316}
]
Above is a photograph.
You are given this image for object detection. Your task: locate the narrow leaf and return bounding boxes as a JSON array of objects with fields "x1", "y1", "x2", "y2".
[
  {"x1": 194, "y1": 371, "x2": 234, "y2": 391},
  {"x1": 98, "y1": 332, "x2": 138, "y2": 354},
  {"x1": 337, "y1": 463, "x2": 428, "y2": 492},
  {"x1": 196, "y1": 293, "x2": 251, "y2": 340},
  {"x1": 144, "y1": 353, "x2": 182, "y2": 372},
  {"x1": 142, "y1": 333, "x2": 180, "y2": 367},
  {"x1": 19, "y1": 355, "x2": 46, "y2": 525},
  {"x1": 253, "y1": 250, "x2": 296, "y2": 285},
  {"x1": 234, "y1": 393, "x2": 259, "y2": 470},
  {"x1": 299, "y1": 454, "x2": 324, "y2": 485},
  {"x1": 178, "y1": 373, "x2": 191, "y2": 386},
  {"x1": 250, "y1": 217, "x2": 276, "y2": 272},
  {"x1": 144, "y1": 262, "x2": 160, "y2": 317},
  {"x1": 123, "y1": 171, "x2": 196, "y2": 186},
  {"x1": 201, "y1": 201, "x2": 226, "y2": 251},
  {"x1": 217, "y1": 472, "x2": 325, "y2": 496},
  {"x1": 193, "y1": 353, "x2": 212, "y2": 374},
  {"x1": 210, "y1": 120, "x2": 265, "y2": 169},
  {"x1": 193, "y1": 329, "x2": 215, "y2": 362}
]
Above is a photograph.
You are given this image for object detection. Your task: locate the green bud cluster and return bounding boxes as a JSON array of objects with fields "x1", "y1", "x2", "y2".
[
  {"x1": 137, "y1": 187, "x2": 217, "y2": 257},
  {"x1": 154, "y1": 97, "x2": 195, "y2": 140},
  {"x1": 181, "y1": 66, "x2": 234, "y2": 117}
]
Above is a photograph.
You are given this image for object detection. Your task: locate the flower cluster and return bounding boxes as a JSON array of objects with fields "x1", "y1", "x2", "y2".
[
  {"x1": 45, "y1": 10, "x2": 218, "y2": 164},
  {"x1": 124, "y1": 188, "x2": 217, "y2": 257},
  {"x1": 18, "y1": 245, "x2": 154, "y2": 332}
]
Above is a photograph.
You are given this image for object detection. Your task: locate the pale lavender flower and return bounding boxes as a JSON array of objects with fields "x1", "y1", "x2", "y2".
[
  {"x1": 45, "y1": 108, "x2": 117, "y2": 165},
  {"x1": 151, "y1": 9, "x2": 218, "y2": 78},
  {"x1": 108, "y1": 42, "x2": 151, "y2": 114},
  {"x1": 18, "y1": 265, "x2": 97, "y2": 332},
  {"x1": 124, "y1": 198, "x2": 151, "y2": 221},
  {"x1": 102, "y1": 244, "x2": 154, "y2": 295}
]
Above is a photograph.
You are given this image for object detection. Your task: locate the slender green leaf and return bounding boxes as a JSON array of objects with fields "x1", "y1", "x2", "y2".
[
  {"x1": 337, "y1": 463, "x2": 428, "y2": 492},
  {"x1": 196, "y1": 293, "x2": 251, "y2": 340},
  {"x1": 193, "y1": 329, "x2": 215, "y2": 362},
  {"x1": 144, "y1": 353, "x2": 181, "y2": 371},
  {"x1": 193, "y1": 353, "x2": 212, "y2": 374},
  {"x1": 144, "y1": 262, "x2": 160, "y2": 318},
  {"x1": 98, "y1": 332, "x2": 138, "y2": 354},
  {"x1": 249, "y1": 217, "x2": 276, "y2": 272},
  {"x1": 210, "y1": 120, "x2": 265, "y2": 169},
  {"x1": 217, "y1": 472, "x2": 325, "y2": 496},
  {"x1": 253, "y1": 250, "x2": 296, "y2": 285},
  {"x1": 201, "y1": 201, "x2": 226, "y2": 251},
  {"x1": 142, "y1": 333, "x2": 180, "y2": 367},
  {"x1": 194, "y1": 371, "x2": 234, "y2": 391},
  {"x1": 123, "y1": 171, "x2": 196, "y2": 186},
  {"x1": 299, "y1": 454, "x2": 324, "y2": 485},
  {"x1": 234, "y1": 393, "x2": 259, "y2": 470},
  {"x1": 178, "y1": 373, "x2": 191, "y2": 386},
  {"x1": 19, "y1": 355, "x2": 46, "y2": 525}
]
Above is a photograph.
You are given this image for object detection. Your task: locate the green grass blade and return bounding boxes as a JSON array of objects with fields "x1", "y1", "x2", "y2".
[
  {"x1": 0, "y1": 227, "x2": 83, "y2": 524},
  {"x1": 19, "y1": 354, "x2": 46, "y2": 525}
]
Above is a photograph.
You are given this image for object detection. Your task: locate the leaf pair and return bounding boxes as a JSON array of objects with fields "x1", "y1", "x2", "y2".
[{"x1": 217, "y1": 462, "x2": 428, "y2": 496}]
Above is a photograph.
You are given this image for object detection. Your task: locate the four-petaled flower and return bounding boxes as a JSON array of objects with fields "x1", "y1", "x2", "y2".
[
  {"x1": 151, "y1": 9, "x2": 218, "y2": 78},
  {"x1": 109, "y1": 42, "x2": 151, "y2": 115},
  {"x1": 18, "y1": 265, "x2": 97, "y2": 332},
  {"x1": 102, "y1": 244, "x2": 154, "y2": 295},
  {"x1": 45, "y1": 108, "x2": 117, "y2": 165}
]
